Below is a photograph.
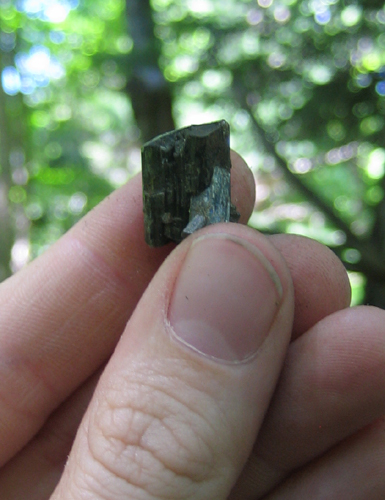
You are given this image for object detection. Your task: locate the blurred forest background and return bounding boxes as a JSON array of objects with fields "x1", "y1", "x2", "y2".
[{"x1": 1, "y1": 0, "x2": 385, "y2": 306}]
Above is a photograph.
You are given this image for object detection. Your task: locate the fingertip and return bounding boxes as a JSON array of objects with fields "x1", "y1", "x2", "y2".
[
  {"x1": 59, "y1": 224, "x2": 294, "y2": 500},
  {"x1": 230, "y1": 150, "x2": 256, "y2": 225},
  {"x1": 268, "y1": 234, "x2": 351, "y2": 338}
]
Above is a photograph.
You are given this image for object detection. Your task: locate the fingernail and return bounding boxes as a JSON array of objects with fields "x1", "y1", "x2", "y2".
[{"x1": 168, "y1": 233, "x2": 283, "y2": 363}]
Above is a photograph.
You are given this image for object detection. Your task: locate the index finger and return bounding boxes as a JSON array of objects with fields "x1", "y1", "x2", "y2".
[{"x1": 0, "y1": 151, "x2": 255, "y2": 466}]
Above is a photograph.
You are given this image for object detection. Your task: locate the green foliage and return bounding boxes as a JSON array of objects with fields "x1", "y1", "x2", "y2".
[
  {"x1": 155, "y1": 0, "x2": 385, "y2": 231},
  {"x1": 0, "y1": 0, "x2": 140, "y2": 270},
  {"x1": 150, "y1": 0, "x2": 385, "y2": 302},
  {"x1": 1, "y1": 0, "x2": 385, "y2": 303}
]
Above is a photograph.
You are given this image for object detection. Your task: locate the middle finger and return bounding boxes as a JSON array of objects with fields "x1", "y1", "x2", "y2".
[{"x1": 230, "y1": 305, "x2": 385, "y2": 499}]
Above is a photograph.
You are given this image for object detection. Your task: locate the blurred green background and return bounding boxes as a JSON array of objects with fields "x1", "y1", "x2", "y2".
[{"x1": 1, "y1": 0, "x2": 385, "y2": 306}]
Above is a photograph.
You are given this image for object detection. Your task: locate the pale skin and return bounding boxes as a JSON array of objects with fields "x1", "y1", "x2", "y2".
[{"x1": 0, "y1": 152, "x2": 384, "y2": 499}]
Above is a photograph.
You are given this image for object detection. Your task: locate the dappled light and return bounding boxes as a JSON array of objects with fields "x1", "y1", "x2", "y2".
[
  {"x1": 0, "y1": 0, "x2": 385, "y2": 304},
  {"x1": 17, "y1": 0, "x2": 78, "y2": 23}
]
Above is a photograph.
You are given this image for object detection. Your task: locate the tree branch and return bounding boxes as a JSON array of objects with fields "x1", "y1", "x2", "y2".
[{"x1": 238, "y1": 93, "x2": 385, "y2": 278}]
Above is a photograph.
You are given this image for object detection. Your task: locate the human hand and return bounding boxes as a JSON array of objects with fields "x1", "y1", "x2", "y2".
[
  {"x1": 230, "y1": 234, "x2": 385, "y2": 499},
  {"x1": 0, "y1": 153, "x2": 382, "y2": 499}
]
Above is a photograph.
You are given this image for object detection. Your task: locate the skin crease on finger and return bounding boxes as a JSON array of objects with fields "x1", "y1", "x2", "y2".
[
  {"x1": 264, "y1": 417, "x2": 385, "y2": 499},
  {"x1": 0, "y1": 371, "x2": 103, "y2": 500}
]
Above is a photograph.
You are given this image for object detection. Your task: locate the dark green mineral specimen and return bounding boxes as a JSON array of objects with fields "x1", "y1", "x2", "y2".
[{"x1": 142, "y1": 120, "x2": 239, "y2": 247}]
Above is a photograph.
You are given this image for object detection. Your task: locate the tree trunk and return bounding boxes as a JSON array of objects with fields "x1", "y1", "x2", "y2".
[
  {"x1": 0, "y1": 185, "x2": 13, "y2": 282},
  {"x1": 125, "y1": 0, "x2": 175, "y2": 142},
  {"x1": 364, "y1": 188, "x2": 385, "y2": 308}
]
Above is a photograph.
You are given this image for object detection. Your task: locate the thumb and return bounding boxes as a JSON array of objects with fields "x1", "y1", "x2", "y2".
[{"x1": 52, "y1": 225, "x2": 294, "y2": 500}]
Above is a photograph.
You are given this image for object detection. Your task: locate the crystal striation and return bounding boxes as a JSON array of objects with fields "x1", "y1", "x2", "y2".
[{"x1": 142, "y1": 120, "x2": 240, "y2": 247}]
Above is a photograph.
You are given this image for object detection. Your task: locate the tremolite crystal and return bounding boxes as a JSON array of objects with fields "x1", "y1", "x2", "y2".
[{"x1": 142, "y1": 120, "x2": 240, "y2": 247}]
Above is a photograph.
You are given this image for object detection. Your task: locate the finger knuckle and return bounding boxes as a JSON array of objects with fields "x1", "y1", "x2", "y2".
[{"x1": 86, "y1": 372, "x2": 222, "y2": 498}]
